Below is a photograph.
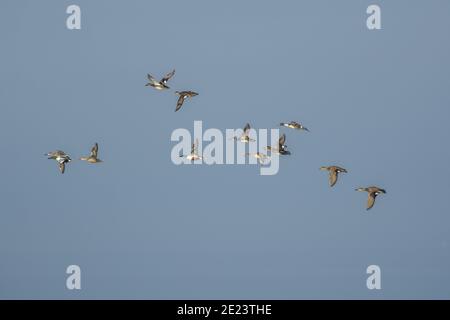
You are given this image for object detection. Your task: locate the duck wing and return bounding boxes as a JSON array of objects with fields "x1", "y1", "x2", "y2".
[
  {"x1": 367, "y1": 193, "x2": 376, "y2": 210},
  {"x1": 59, "y1": 162, "x2": 66, "y2": 174},
  {"x1": 194, "y1": 139, "x2": 199, "y2": 154},
  {"x1": 146, "y1": 74, "x2": 158, "y2": 85},
  {"x1": 90, "y1": 143, "x2": 98, "y2": 158},
  {"x1": 243, "y1": 123, "x2": 251, "y2": 135},
  {"x1": 329, "y1": 170, "x2": 338, "y2": 187},
  {"x1": 191, "y1": 139, "x2": 199, "y2": 155},
  {"x1": 175, "y1": 95, "x2": 185, "y2": 112},
  {"x1": 161, "y1": 69, "x2": 175, "y2": 83},
  {"x1": 278, "y1": 133, "x2": 286, "y2": 147}
]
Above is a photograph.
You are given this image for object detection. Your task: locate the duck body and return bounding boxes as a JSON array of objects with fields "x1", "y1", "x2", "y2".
[
  {"x1": 186, "y1": 154, "x2": 202, "y2": 162},
  {"x1": 234, "y1": 123, "x2": 255, "y2": 143},
  {"x1": 245, "y1": 152, "x2": 269, "y2": 165},
  {"x1": 280, "y1": 121, "x2": 309, "y2": 132},
  {"x1": 145, "y1": 69, "x2": 175, "y2": 90},
  {"x1": 238, "y1": 135, "x2": 253, "y2": 143},
  {"x1": 80, "y1": 143, "x2": 102, "y2": 164},
  {"x1": 355, "y1": 186, "x2": 386, "y2": 210},
  {"x1": 147, "y1": 82, "x2": 168, "y2": 90},
  {"x1": 80, "y1": 156, "x2": 102, "y2": 163},
  {"x1": 46, "y1": 150, "x2": 71, "y2": 174},
  {"x1": 266, "y1": 133, "x2": 291, "y2": 155},
  {"x1": 320, "y1": 165, "x2": 347, "y2": 187},
  {"x1": 175, "y1": 90, "x2": 199, "y2": 112},
  {"x1": 180, "y1": 139, "x2": 202, "y2": 162}
]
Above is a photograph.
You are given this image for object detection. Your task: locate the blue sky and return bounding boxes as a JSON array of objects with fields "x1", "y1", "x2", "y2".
[{"x1": 0, "y1": 0, "x2": 449, "y2": 299}]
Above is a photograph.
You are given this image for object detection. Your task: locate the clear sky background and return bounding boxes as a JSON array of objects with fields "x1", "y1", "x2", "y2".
[{"x1": 0, "y1": 0, "x2": 449, "y2": 299}]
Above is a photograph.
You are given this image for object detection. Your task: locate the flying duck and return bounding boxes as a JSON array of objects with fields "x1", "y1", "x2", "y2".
[
  {"x1": 355, "y1": 186, "x2": 386, "y2": 210},
  {"x1": 145, "y1": 69, "x2": 175, "y2": 90},
  {"x1": 180, "y1": 139, "x2": 202, "y2": 162},
  {"x1": 233, "y1": 123, "x2": 255, "y2": 143},
  {"x1": 45, "y1": 150, "x2": 71, "y2": 174},
  {"x1": 175, "y1": 91, "x2": 198, "y2": 112},
  {"x1": 280, "y1": 121, "x2": 309, "y2": 132},
  {"x1": 80, "y1": 143, "x2": 103, "y2": 163},
  {"x1": 245, "y1": 152, "x2": 270, "y2": 165},
  {"x1": 320, "y1": 166, "x2": 347, "y2": 187},
  {"x1": 266, "y1": 133, "x2": 291, "y2": 155}
]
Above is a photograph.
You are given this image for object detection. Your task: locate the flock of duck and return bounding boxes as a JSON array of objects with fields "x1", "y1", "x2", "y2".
[
  {"x1": 45, "y1": 69, "x2": 386, "y2": 210},
  {"x1": 45, "y1": 143, "x2": 101, "y2": 174}
]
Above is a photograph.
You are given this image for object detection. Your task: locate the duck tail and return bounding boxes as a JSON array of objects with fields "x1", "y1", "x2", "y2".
[{"x1": 280, "y1": 122, "x2": 286, "y2": 127}]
